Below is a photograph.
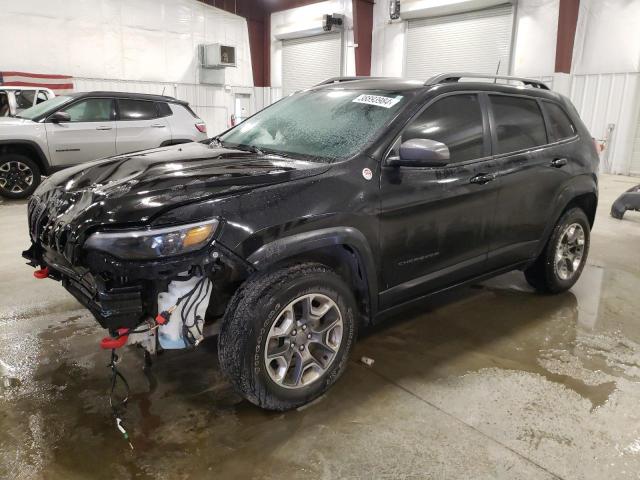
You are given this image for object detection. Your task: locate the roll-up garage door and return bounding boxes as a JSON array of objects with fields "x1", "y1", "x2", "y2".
[
  {"x1": 282, "y1": 33, "x2": 341, "y2": 96},
  {"x1": 405, "y1": 4, "x2": 514, "y2": 80}
]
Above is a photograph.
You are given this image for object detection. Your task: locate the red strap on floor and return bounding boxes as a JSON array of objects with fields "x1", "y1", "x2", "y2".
[
  {"x1": 100, "y1": 328, "x2": 130, "y2": 350},
  {"x1": 33, "y1": 267, "x2": 49, "y2": 279}
]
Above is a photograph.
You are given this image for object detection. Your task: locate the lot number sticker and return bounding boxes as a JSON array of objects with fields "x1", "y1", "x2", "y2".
[{"x1": 352, "y1": 94, "x2": 403, "y2": 109}]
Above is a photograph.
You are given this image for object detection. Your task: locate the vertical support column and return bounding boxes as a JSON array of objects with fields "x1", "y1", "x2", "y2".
[
  {"x1": 247, "y1": 19, "x2": 269, "y2": 87},
  {"x1": 263, "y1": 13, "x2": 271, "y2": 88},
  {"x1": 555, "y1": 0, "x2": 580, "y2": 73},
  {"x1": 352, "y1": 0, "x2": 374, "y2": 76}
]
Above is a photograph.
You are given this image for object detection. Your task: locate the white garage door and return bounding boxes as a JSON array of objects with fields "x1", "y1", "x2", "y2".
[
  {"x1": 405, "y1": 4, "x2": 514, "y2": 80},
  {"x1": 631, "y1": 110, "x2": 640, "y2": 176},
  {"x1": 282, "y1": 33, "x2": 341, "y2": 96}
]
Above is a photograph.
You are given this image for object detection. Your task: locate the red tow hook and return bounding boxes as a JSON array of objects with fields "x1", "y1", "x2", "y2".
[
  {"x1": 33, "y1": 266, "x2": 50, "y2": 279},
  {"x1": 100, "y1": 328, "x2": 130, "y2": 350}
]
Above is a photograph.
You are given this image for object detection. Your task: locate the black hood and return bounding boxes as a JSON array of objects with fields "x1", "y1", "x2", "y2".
[{"x1": 33, "y1": 142, "x2": 329, "y2": 239}]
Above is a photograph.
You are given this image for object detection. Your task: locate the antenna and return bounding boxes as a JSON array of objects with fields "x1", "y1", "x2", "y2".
[
  {"x1": 494, "y1": 60, "x2": 501, "y2": 83},
  {"x1": 161, "y1": 86, "x2": 166, "y2": 96}
]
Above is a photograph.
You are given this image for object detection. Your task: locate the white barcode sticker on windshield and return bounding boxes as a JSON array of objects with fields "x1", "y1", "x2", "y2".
[{"x1": 352, "y1": 94, "x2": 403, "y2": 108}]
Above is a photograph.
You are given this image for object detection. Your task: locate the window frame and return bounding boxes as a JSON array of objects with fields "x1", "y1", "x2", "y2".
[
  {"x1": 14, "y1": 89, "x2": 37, "y2": 110},
  {"x1": 539, "y1": 99, "x2": 579, "y2": 144},
  {"x1": 47, "y1": 97, "x2": 116, "y2": 123},
  {"x1": 115, "y1": 98, "x2": 160, "y2": 121},
  {"x1": 486, "y1": 92, "x2": 550, "y2": 157},
  {"x1": 486, "y1": 93, "x2": 580, "y2": 158},
  {"x1": 383, "y1": 91, "x2": 493, "y2": 168}
]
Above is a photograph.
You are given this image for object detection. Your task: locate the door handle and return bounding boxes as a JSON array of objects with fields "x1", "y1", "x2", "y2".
[
  {"x1": 95, "y1": 126, "x2": 112, "y2": 130},
  {"x1": 470, "y1": 173, "x2": 496, "y2": 185},
  {"x1": 151, "y1": 124, "x2": 166, "y2": 128},
  {"x1": 551, "y1": 158, "x2": 568, "y2": 168}
]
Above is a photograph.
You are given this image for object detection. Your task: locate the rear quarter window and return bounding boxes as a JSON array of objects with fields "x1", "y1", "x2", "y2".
[
  {"x1": 490, "y1": 95, "x2": 547, "y2": 154},
  {"x1": 542, "y1": 101, "x2": 577, "y2": 142},
  {"x1": 156, "y1": 102, "x2": 173, "y2": 117}
]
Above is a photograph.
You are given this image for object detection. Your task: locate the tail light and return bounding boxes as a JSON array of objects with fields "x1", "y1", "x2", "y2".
[{"x1": 195, "y1": 122, "x2": 207, "y2": 134}]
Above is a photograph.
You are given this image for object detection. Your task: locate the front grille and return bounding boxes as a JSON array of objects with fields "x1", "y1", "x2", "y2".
[{"x1": 27, "y1": 193, "x2": 74, "y2": 257}]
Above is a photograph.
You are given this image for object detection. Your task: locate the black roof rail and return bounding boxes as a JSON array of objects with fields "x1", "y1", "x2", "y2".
[
  {"x1": 315, "y1": 76, "x2": 385, "y2": 86},
  {"x1": 425, "y1": 73, "x2": 550, "y2": 90}
]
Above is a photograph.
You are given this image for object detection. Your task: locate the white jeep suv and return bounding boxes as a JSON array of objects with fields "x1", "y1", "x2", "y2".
[{"x1": 0, "y1": 91, "x2": 208, "y2": 198}]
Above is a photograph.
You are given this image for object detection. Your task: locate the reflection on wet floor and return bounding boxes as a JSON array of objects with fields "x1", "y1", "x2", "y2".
[{"x1": 2, "y1": 260, "x2": 640, "y2": 479}]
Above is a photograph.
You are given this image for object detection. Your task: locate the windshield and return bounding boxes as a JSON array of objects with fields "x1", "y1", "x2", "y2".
[
  {"x1": 219, "y1": 89, "x2": 408, "y2": 162},
  {"x1": 17, "y1": 96, "x2": 71, "y2": 120}
]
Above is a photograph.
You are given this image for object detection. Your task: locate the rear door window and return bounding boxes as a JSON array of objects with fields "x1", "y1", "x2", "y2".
[
  {"x1": 542, "y1": 101, "x2": 577, "y2": 142},
  {"x1": 118, "y1": 99, "x2": 158, "y2": 120},
  {"x1": 401, "y1": 93, "x2": 486, "y2": 163},
  {"x1": 490, "y1": 95, "x2": 547, "y2": 154}
]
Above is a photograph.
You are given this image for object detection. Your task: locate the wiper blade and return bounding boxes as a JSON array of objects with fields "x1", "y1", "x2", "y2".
[
  {"x1": 260, "y1": 148, "x2": 290, "y2": 158},
  {"x1": 234, "y1": 143, "x2": 264, "y2": 155}
]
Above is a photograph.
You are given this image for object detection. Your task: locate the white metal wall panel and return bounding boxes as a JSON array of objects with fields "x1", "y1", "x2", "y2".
[
  {"x1": 405, "y1": 5, "x2": 514, "y2": 80},
  {"x1": 568, "y1": 73, "x2": 640, "y2": 175},
  {"x1": 631, "y1": 111, "x2": 640, "y2": 175},
  {"x1": 282, "y1": 33, "x2": 341, "y2": 96}
]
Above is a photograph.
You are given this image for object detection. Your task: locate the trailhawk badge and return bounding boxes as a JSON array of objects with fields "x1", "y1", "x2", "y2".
[{"x1": 362, "y1": 168, "x2": 373, "y2": 181}]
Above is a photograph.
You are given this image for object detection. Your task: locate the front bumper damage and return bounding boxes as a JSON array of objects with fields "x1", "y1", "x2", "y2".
[
  {"x1": 23, "y1": 197, "x2": 252, "y2": 335},
  {"x1": 23, "y1": 241, "x2": 249, "y2": 331}
]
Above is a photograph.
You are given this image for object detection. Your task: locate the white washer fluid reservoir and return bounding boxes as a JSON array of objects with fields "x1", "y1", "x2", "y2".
[{"x1": 157, "y1": 274, "x2": 212, "y2": 349}]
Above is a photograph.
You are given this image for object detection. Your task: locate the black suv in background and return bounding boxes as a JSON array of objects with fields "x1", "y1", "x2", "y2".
[{"x1": 23, "y1": 74, "x2": 598, "y2": 411}]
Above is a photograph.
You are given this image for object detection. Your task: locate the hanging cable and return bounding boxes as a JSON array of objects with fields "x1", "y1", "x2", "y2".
[{"x1": 107, "y1": 348, "x2": 133, "y2": 450}]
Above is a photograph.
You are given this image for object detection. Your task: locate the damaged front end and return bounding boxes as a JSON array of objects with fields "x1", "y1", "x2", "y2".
[{"x1": 23, "y1": 191, "x2": 251, "y2": 353}]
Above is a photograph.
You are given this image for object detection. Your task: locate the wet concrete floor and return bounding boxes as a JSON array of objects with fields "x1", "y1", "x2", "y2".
[{"x1": 1, "y1": 174, "x2": 640, "y2": 479}]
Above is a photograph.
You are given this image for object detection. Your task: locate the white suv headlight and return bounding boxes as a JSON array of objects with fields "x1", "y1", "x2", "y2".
[{"x1": 84, "y1": 219, "x2": 219, "y2": 260}]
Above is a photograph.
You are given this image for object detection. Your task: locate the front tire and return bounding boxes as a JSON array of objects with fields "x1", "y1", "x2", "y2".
[
  {"x1": 524, "y1": 207, "x2": 590, "y2": 293},
  {"x1": 218, "y1": 263, "x2": 357, "y2": 411},
  {"x1": 0, "y1": 154, "x2": 41, "y2": 199}
]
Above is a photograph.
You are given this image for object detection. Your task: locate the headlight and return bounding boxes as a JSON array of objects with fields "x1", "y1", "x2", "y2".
[{"x1": 84, "y1": 219, "x2": 219, "y2": 260}]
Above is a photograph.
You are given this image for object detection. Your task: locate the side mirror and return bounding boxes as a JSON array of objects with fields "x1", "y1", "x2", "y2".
[
  {"x1": 48, "y1": 111, "x2": 71, "y2": 123},
  {"x1": 388, "y1": 138, "x2": 450, "y2": 167}
]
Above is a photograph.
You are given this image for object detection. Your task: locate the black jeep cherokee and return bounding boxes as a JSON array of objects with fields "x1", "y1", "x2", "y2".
[{"x1": 23, "y1": 74, "x2": 598, "y2": 411}]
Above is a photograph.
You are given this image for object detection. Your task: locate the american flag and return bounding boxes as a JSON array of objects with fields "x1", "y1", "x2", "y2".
[{"x1": 0, "y1": 71, "x2": 74, "y2": 94}]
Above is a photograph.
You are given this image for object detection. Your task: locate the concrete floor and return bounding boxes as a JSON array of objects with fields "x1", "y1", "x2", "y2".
[{"x1": 1, "y1": 174, "x2": 640, "y2": 480}]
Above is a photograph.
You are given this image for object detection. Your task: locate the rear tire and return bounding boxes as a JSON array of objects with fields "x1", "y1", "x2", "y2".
[
  {"x1": 218, "y1": 263, "x2": 357, "y2": 411},
  {"x1": 524, "y1": 207, "x2": 590, "y2": 293},
  {"x1": 0, "y1": 154, "x2": 41, "y2": 199}
]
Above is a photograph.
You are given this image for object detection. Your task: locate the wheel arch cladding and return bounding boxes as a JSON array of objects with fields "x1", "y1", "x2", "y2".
[
  {"x1": 565, "y1": 192, "x2": 597, "y2": 227},
  {"x1": 0, "y1": 141, "x2": 49, "y2": 174},
  {"x1": 246, "y1": 227, "x2": 378, "y2": 324},
  {"x1": 530, "y1": 177, "x2": 597, "y2": 262}
]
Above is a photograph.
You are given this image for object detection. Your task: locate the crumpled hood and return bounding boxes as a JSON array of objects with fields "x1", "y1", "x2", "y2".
[{"x1": 33, "y1": 142, "x2": 329, "y2": 242}]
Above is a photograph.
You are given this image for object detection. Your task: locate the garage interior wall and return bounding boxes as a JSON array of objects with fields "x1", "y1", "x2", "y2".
[
  {"x1": 0, "y1": 0, "x2": 257, "y2": 134},
  {"x1": 632, "y1": 111, "x2": 640, "y2": 176},
  {"x1": 371, "y1": 0, "x2": 640, "y2": 176}
]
